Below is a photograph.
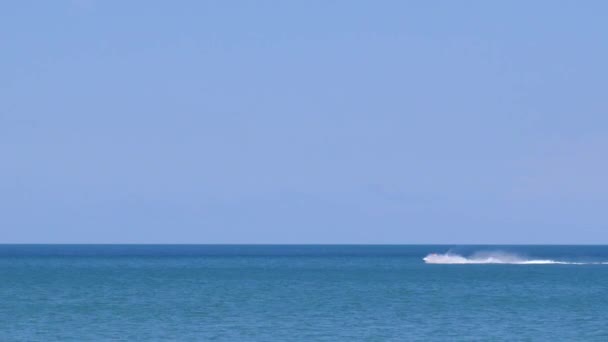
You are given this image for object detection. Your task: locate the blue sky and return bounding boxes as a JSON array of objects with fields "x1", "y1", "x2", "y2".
[{"x1": 2, "y1": 1, "x2": 607, "y2": 243}]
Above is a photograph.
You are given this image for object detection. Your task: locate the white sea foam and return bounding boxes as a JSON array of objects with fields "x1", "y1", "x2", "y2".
[{"x1": 423, "y1": 251, "x2": 592, "y2": 265}]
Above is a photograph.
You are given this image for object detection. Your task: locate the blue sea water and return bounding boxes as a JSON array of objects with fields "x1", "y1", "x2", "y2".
[{"x1": 1, "y1": 245, "x2": 608, "y2": 341}]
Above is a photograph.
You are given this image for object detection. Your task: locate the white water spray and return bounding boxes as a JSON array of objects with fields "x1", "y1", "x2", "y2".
[{"x1": 423, "y1": 251, "x2": 592, "y2": 265}]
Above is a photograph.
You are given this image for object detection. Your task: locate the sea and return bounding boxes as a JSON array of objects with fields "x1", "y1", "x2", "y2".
[{"x1": 1, "y1": 245, "x2": 607, "y2": 341}]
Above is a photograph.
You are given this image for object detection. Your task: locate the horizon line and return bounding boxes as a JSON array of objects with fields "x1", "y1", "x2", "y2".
[{"x1": 1, "y1": 243, "x2": 608, "y2": 246}]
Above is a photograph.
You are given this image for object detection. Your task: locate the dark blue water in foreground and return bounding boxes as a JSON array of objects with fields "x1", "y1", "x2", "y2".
[{"x1": 1, "y1": 245, "x2": 608, "y2": 341}]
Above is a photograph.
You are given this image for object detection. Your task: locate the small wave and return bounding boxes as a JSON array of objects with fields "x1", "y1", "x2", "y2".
[{"x1": 423, "y1": 252, "x2": 595, "y2": 265}]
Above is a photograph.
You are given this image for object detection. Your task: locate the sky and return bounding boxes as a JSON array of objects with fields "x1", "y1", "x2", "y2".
[{"x1": 1, "y1": 1, "x2": 607, "y2": 243}]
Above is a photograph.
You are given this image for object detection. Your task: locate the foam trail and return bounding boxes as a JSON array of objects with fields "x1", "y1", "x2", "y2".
[{"x1": 423, "y1": 252, "x2": 591, "y2": 265}]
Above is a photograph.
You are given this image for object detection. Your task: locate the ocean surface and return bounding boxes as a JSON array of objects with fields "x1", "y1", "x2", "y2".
[{"x1": 1, "y1": 245, "x2": 608, "y2": 341}]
